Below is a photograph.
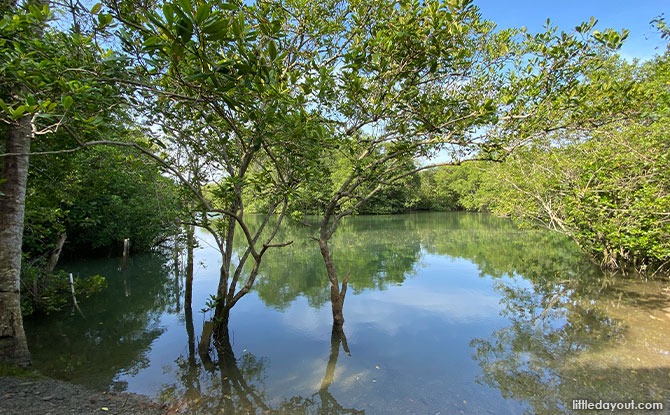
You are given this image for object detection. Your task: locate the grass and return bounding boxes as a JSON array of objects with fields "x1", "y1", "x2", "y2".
[{"x1": 0, "y1": 362, "x2": 44, "y2": 379}]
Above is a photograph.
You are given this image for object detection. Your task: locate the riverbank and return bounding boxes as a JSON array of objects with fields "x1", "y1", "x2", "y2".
[{"x1": 0, "y1": 375, "x2": 167, "y2": 415}]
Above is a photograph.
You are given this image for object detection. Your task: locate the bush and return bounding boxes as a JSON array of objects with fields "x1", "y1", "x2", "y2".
[{"x1": 20, "y1": 259, "x2": 107, "y2": 316}]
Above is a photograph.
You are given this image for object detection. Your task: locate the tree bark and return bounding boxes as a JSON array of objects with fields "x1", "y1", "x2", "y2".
[
  {"x1": 318, "y1": 238, "x2": 347, "y2": 326},
  {"x1": 45, "y1": 232, "x2": 67, "y2": 273},
  {"x1": 212, "y1": 263, "x2": 231, "y2": 340},
  {"x1": 0, "y1": 116, "x2": 33, "y2": 366}
]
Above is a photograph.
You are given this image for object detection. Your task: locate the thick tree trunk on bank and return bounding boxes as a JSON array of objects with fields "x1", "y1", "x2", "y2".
[
  {"x1": 318, "y1": 239, "x2": 348, "y2": 326},
  {"x1": 0, "y1": 116, "x2": 33, "y2": 366}
]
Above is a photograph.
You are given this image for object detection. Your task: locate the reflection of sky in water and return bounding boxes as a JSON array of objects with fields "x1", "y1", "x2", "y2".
[
  {"x1": 27, "y1": 213, "x2": 670, "y2": 415},
  {"x1": 115, "y1": 228, "x2": 527, "y2": 414}
]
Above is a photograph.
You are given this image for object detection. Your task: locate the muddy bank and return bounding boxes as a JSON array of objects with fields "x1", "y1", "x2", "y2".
[{"x1": 0, "y1": 376, "x2": 167, "y2": 415}]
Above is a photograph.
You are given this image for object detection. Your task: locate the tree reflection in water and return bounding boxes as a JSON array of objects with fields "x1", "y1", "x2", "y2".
[
  {"x1": 471, "y1": 274, "x2": 670, "y2": 415},
  {"x1": 160, "y1": 302, "x2": 364, "y2": 415}
]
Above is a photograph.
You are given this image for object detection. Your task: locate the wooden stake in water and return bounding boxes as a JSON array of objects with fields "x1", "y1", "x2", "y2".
[
  {"x1": 122, "y1": 238, "x2": 130, "y2": 269},
  {"x1": 69, "y1": 273, "x2": 84, "y2": 318}
]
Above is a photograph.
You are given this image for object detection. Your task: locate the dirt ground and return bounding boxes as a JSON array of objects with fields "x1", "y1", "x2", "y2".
[{"x1": 0, "y1": 376, "x2": 168, "y2": 415}]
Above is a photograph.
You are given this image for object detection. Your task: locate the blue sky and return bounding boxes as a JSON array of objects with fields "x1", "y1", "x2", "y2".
[{"x1": 474, "y1": 0, "x2": 668, "y2": 60}]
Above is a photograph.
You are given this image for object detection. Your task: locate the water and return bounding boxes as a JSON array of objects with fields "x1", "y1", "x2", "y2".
[{"x1": 24, "y1": 212, "x2": 670, "y2": 414}]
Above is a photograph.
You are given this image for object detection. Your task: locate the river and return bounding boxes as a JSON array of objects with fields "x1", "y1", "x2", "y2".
[{"x1": 24, "y1": 212, "x2": 670, "y2": 414}]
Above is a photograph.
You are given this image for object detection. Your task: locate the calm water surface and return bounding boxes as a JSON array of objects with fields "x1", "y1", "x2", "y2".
[{"x1": 25, "y1": 212, "x2": 670, "y2": 414}]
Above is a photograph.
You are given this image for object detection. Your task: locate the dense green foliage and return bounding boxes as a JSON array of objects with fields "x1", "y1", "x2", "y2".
[
  {"x1": 0, "y1": 0, "x2": 182, "y2": 321},
  {"x1": 20, "y1": 266, "x2": 107, "y2": 316},
  {"x1": 25, "y1": 144, "x2": 182, "y2": 258},
  {"x1": 415, "y1": 162, "x2": 490, "y2": 211},
  {"x1": 18, "y1": 136, "x2": 181, "y2": 316},
  {"x1": 1, "y1": 0, "x2": 179, "y2": 260},
  {"x1": 371, "y1": 46, "x2": 670, "y2": 274},
  {"x1": 456, "y1": 52, "x2": 670, "y2": 272},
  {"x1": 1, "y1": 0, "x2": 667, "y2": 366}
]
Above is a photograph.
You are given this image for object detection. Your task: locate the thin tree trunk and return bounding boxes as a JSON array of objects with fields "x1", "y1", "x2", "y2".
[
  {"x1": 184, "y1": 225, "x2": 194, "y2": 311},
  {"x1": 212, "y1": 263, "x2": 230, "y2": 340},
  {"x1": 211, "y1": 214, "x2": 235, "y2": 340},
  {"x1": 45, "y1": 232, "x2": 67, "y2": 273},
  {"x1": 0, "y1": 116, "x2": 33, "y2": 366},
  {"x1": 173, "y1": 234, "x2": 180, "y2": 313},
  {"x1": 318, "y1": 238, "x2": 347, "y2": 326},
  {"x1": 212, "y1": 300, "x2": 230, "y2": 344}
]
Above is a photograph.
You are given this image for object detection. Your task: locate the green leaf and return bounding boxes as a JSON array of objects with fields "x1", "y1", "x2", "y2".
[
  {"x1": 162, "y1": 4, "x2": 174, "y2": 24},
  {"x1": 97, "y1": 13, "x2": 113, "y2": 29},
  {"x1": 62, "y1": 95, "x2": 73, "y2": 110},
  {"x1": 185, "y1": 72, "x2": 211, "y2": 82},
  {"x1": 252, "y1": 136, "x2": 262, "y2": 150},
  {"x1": 201, "y1": 17, "x2": 228, "y2": 35},
  {"x1": 11, "y1": 105, "x2": 28, "y2": 119},
  {"x1": 176, "y1": 16, "x2": 194, "y2": 41},
  {"x1": 142, "y1": 36, "x2": 162, "y2": 48},
  {"x1": 268, "y1": 39, "x2": 277, "y2": 61},
  {"x1": 219, "y1": 2, "x2": 238, "y2": 11},
  {"x1": 177, "y1": 0, "x2": 194, "y2": 16},
  {"x1": 231, "y1": 20, "x2": 241, "y2": 37},
  {"x1": 28, "y1": 4, "x2": 44, "y2": 19},
  {"x1": 90, "y1": 3, "x2": 102, "y2": 15},
  {"x1": 195, "y1": 4, "x2": 210, "y2": 24}
]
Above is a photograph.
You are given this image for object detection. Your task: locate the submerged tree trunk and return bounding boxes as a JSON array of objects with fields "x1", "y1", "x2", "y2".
[
  {"x1": 318, "y1": 238, "x2": 348, "y2": 326},
  {"x1": 0, "y1": 116, "x2": 33, "y2": 366},
  {"x1": 212, "y1": 263, "x2": 231, "y2": 341}
]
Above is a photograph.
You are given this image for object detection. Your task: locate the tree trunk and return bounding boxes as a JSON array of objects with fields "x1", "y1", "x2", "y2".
[
  {"x1": 212, "y1": 260, "x2": 231, "y2": 339},
  {"x1": 0, "y1": 116, "x2": 33, "y2": 366},
  {"x1": 318, "y1": 238, "x2": 347, "y2": 326},
  {"x1": 45, "y1": 232, "x2": 67, "y2": 274},
  {"x1": 184, "y1": 225, "x2": 194, "y2": 311},
  {"x1": 212, "y1": 302, "x2": 230, "y2": 345}
]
